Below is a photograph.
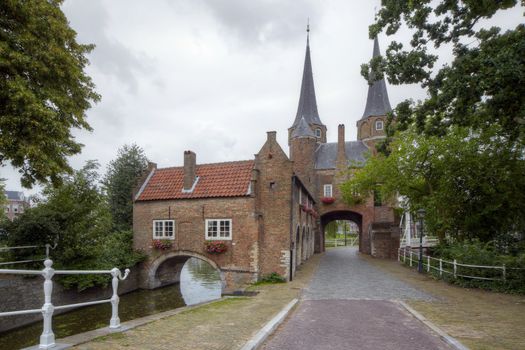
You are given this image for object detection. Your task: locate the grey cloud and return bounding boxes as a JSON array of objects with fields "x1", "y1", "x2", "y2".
[
  {"x1": 62, "y1": 0, "x2": 150, "y2": 93},
  {"x1": 194, "y1": 0, "x2": 323, "y2": 46}
]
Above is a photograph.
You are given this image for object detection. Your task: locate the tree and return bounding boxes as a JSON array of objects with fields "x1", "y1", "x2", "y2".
[
  {"x1": 3, "y1": 161, "x2": 144, "y2": 290},
  {"x1": 364, "y1": 1, "x2": 524, "y2": 141},
  {"x1": 0, "y1": 0, "x2": 100, "y2": 188},
  {"x1": 341, "y1": 126, "x2": 525, "y2": 244},
  {"x1": 103, "y1": 144, "x2": 148, "y2": 230}
]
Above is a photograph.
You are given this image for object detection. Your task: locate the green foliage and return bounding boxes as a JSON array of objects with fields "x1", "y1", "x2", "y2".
[
  {"x1": 2, "y1": 161, "x2": 144, "y2": 290},
  {"x1": 341, "y1": 126, "x2": 525, "y2": 242},
  {"x1": 366, "y1": 2, "x2": 525, "y2": 142},
  {"x1": 103, "y1": 144, "x2": 148, "y2": 230},
  {"x1": 254, "y1": 272, "x2": 286, "y2": 285},
  {"x1": 428, "y1": 241, "x2": 525, "y2": 293},
  {"x1": 0, "y1": 0, "x2": 100, "y2": 188}
]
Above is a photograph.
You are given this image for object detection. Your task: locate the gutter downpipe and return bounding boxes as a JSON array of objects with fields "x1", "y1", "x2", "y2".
[{"x1": 290, "y1": 176, "x2": 296, "y2": 281}]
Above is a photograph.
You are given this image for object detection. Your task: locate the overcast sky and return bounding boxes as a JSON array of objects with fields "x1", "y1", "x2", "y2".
[{"x1": 2, "y1": 0, "x2": 523, "y2": 194}]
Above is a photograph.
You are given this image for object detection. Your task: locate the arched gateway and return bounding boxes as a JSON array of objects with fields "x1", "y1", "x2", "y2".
[{"x1": 321, "y1": 210, "x2": 364, "y2": 252}]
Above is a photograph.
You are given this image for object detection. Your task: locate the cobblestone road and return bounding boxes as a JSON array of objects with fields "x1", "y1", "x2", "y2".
[
  {"x1": 262, "y1": 247, "x2": 452, "y2": 350},
  {"x1": 304, "y1": 247, "x2": 433, "y2": 300}
]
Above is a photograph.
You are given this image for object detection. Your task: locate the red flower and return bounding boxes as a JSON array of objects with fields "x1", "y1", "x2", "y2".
[{"x1": 321, "y1": 197, "x2": 335, "y2": 204}]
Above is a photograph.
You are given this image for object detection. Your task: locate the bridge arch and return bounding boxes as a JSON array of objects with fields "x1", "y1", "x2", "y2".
[
  {"x1": 320, "y1": 210, "x2": 364, "y2": 252},
  {"x1": 146, "y1": 250, "x2": 225, "y2": 291}
]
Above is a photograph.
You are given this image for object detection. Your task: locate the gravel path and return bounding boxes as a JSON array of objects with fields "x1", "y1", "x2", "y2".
[{"x1": 303, "y1": 247, "x2": 432, "y2": 301}]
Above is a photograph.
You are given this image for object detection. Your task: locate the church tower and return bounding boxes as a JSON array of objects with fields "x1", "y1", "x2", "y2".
[
  {"x1": 357, "y1": 36, "x2": 392, "y2": 150},
  {"x1": 289, "y1": 24, "x2": 324, "y2": 191},
  {"x1": 288, "y1": 24, "x2": 326, "y2": 146}
]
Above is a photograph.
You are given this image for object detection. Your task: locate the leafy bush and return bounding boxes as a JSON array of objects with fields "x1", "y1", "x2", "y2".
[
  {"x1": 259, "y1": 272, "x2": 286, "y2": 284},
  {"x1": 427, "y1": 240, "x2": 525, "y2": 294}
]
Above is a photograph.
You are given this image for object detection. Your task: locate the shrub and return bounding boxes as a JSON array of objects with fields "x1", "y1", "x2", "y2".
[{"x1": 260, "y1": 272, "x2": 286, "y2": 284}]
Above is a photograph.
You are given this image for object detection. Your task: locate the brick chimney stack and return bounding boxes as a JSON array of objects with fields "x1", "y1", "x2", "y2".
[
  {"x1": 183, "y1": 150, "x2": 196, "y2": 191},
  {"x1": 336, "y1": 124, "x2": 347, "y2": 168}
]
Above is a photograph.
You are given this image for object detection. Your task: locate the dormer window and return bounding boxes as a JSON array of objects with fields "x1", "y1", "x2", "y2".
[
  {"x1": 375, "y1": 120, "x2": 384, "y2": 131},
  {"x1": 315, "y1": 128, "x2": 321, "y2": 138}
]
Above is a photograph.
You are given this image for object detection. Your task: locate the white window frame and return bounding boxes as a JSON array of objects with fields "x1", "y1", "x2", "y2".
[
  {"x1": 298, "y1": 189, "x2": 302, "y2": 205},
  {"x1": 375, "y1": 120, "x2": 384, "y2": 131},
  {"x1": 315, "y1": 128, "x2": 321, "y2": 137},
  {"x1": 205, "y1": 219, "x2": 232, "y2": 240},
  {"x1": 152, "y1": 220, "x2": 175, "y2": 240},
  {"x1": 323, "y1": 184, "x2": 333, "y2": 197}
]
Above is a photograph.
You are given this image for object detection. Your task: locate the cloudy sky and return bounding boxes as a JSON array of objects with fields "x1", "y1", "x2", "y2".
[{"x1": 2, "y1": 0, "x2": 523, "y2": 194}]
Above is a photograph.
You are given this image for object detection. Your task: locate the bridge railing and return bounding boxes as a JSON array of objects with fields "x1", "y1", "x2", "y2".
[
  {"x1": 325, "y1": 236, "x2": 359, "y2": 248},
  {"x1": 0, "y1": 259, "x2": 130, "y2": 349},
  {"x1": 0, "y1": 243, "x2": 57, "y2": 267},
  {"x1": 398, "y1": 246, "x2": 525, "y2": 282}
]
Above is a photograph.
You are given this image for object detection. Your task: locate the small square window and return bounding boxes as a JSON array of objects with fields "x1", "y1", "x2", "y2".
[
  {"x1": 153, "y1": 220, "x2": 176, "y2": 239},
  {"x1": 375, "y1": 120, "x2": 384, "y2": 131},
  {"x1": 315, "y1": 128, "x2": 321, "y2": 137},
  {"x1": 206, "y1": 219, "x2": 232, "y2": 240}
]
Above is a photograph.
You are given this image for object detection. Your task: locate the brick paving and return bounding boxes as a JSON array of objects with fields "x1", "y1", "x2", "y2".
[{"x1": 262, "y1": 247, "x2": 452, "y2": 350}]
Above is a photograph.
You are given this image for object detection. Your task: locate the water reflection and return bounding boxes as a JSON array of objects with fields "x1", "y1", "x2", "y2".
[
  {"x1": 180, "y1": 257, "x2": 222, "y2": 305},
  {"x1": 0, "y1": 257, "x2": 222, "y2": 349}
]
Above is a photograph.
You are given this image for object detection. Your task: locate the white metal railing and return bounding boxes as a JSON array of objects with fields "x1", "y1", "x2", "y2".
[
  {"x1": 0, "y1": 243, "x2": 57, "y2": 266},
  {"x1": 397, "y1": 247, "x2": 525, "y2": 282},
  {"x1": 0, "y1": 259, "x2": 130, "y2": 349}
]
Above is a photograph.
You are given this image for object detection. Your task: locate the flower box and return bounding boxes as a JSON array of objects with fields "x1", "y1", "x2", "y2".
[
  {"x1": 204, "y1": 241, "x2": 228, "y2": 254},
  {"x1": 152, "y1": 239, "x2": 173, "y2": 250},
  {"x1": 321, "y1": 197, "x2": 335, "y2": 204}
]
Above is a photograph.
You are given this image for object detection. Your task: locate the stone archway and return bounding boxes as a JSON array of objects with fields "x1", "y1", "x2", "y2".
[
  {"x1": 321, "y1": 210, "x2": 364, "y2": 253},
  {"x1": 145, "y1": 250, "x2": 225, "y2": 291}
]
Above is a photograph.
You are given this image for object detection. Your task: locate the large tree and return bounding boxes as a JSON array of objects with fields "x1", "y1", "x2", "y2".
[
  {"x1": 0, "y1": 0, "x2": 100, "y2": 188},
  {"x1": 363, "y1": 1, "x2": 524, "y2": 142},
  {"x1": 103, "y1": 144, "x2": 148, "y2": 230}
]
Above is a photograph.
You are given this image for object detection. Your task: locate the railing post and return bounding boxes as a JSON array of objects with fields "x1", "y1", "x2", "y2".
[
  {"x1": 453, "y1": 259, "x2": 457, "y2": 278},
  {"x1": 439, "y1": 258, "x2": 443, "y2": 278},
  {"x1": 502, "y1": 264, "x2": 506, "y2": 282},
  {"x1": 427, "y1": 255, "x2": 430, "y2": 273},
  {"x1": 397, "y1": 248, "x2": 400, "y2": 262},
  {"x1": 409, "y1": 249, "x2": 413, "y2": 267},
  {"x1": 40, "y1": 259, "x2": 55, "y2": 349},
  {"x1": 110, "y1": 268, "x2": 121, "y2": 329}
]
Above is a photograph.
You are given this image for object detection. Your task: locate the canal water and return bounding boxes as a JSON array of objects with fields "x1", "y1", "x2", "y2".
[{"x1": 0, "y1": 258, "x2": 222, "y2": 350}]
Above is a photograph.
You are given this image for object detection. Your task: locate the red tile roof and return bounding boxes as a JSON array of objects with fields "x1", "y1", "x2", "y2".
[{"x1": 137, "y1": 160, "x2": 254, "y2": 201}]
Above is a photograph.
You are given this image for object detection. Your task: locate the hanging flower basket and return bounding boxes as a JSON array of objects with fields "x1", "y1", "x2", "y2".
[
  {"x1": 321, "y1": 197, "x2": 335, "y2": 204},
  {"x1": 153, "y1": 239, "x2": 173, "y2": 250},
  {"x1": 300, "y1": 204, "x2": 308, "y2": 212},
  {"x1": 204, "y1": 241, "x2": 228, "y2": 254}
]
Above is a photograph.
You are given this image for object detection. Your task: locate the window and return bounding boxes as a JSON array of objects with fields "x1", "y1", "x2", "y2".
[
  {"x1": 13, "y1": 206, "x2": 18, "y2": 213},
  {"x1": 153, "y1": 220, "x2": 175, "y2": 239},
  {"x1": 375, "y1": 120, "x2": 384, "y2": 131},
  {"x1": 298, "y1": 190, "x2": 302, "y2": 204},
  {"x1": 374, "y1": 190, "x2": 382, "y2": 207},
  {"x1": 206, "y1": 219, "x2": 232, "y2": 240},
  {"x1": 323, "y1": 184, "x2": 333, "y2": 197},
  {"x1": 315, "y1": 128, "x2": 321, "y2": 137}
]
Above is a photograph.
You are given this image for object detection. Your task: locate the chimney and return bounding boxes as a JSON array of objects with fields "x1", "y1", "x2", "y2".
[
  {"x1": 336, "y1": 124, "x2": 347, "y2": 167},
  {"x1": 183, "y1": 150, "x2": 196, "y2": 191},
  {"x1": 267, "y1": 131, "x2": 277, "y2": 142}
]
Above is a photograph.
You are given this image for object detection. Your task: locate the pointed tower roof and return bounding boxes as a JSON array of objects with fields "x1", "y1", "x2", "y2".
[
  {"x1": 361, "y1": 37, "x2": 392, "y2": 120},
  {"x1": 291, "y1": 24, "x2": 323, "y2": 128},
  {"x1": 291, "y1": 116, "x2": 316, "y2": 138}
]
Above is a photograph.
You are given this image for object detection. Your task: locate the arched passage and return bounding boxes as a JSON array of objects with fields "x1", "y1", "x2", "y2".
[
  {"x1": 320, "y1": 210, "x2": 363, "y2": 252},
  {"x1": 146, "y1": 250, "x2": 225, "y2": 291}
]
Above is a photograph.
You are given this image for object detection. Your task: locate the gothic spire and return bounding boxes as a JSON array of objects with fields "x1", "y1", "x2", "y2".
[
  {"x1": 291, "y1": 23, "x2": 323, "y2": 128},
  {"x1": 291, "y1": 116, "x2": 316, "y2": 138},
  {"x1": 361, "y1": 36, "x2": 392, "y2": 120}
]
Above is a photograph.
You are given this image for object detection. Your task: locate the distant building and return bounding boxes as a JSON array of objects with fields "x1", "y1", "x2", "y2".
[{"x1": 4, "y1": 191, "x2": 29, "y2": 221}]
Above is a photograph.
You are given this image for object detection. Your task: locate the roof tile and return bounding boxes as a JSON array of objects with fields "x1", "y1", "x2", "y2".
[{"x1": 137, "y1": 160, "x2": 254, "y2": 201}]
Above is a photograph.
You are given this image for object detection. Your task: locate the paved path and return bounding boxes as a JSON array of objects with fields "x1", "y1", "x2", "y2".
[{"x1": 262, "y1": 247, "x2": 452, "y2": 350}]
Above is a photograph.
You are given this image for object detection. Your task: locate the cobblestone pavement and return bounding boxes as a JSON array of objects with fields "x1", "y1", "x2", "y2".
[
  {"x1": 304, "y1": 247, "x2": 433, "y2": 300},
  {"x1": 262, "y1": 247, "x2": 452, "y2": 350}
]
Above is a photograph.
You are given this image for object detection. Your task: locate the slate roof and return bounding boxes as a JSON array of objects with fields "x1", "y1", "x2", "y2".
[
  {"x1": 291, "y1": 33, "x2": 324, "y2": 128},
  {"x1": 361, "y1": 37, "x2": 392, "y2": 120},
  {"x1": 314, "y1": 141, "x2": 369, "y2": 169},
  {"x1": 291, "y1": 117, "x2": 316, "y2": 138},
  {"x1": 137, "y1": 160, "x2": 254, "y2": 201},
  {"x1": 5, "y1": 191, "x2": 24, "y2": 201}
]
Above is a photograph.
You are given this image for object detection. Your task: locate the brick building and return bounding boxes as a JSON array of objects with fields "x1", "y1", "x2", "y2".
[
  {"x1": 4, "y1": 191, "x2": 29, "y2": 221},
  {"x1": 133, "y1": 32, "x2": 399, "y2": 292}
]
